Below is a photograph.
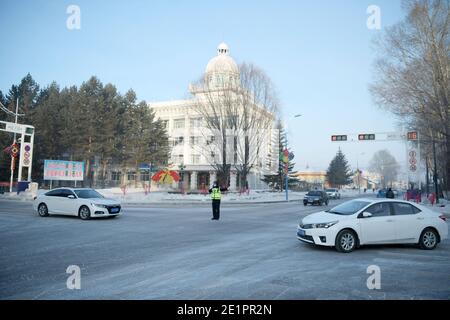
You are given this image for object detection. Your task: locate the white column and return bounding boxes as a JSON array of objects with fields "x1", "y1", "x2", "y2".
[
  {"x1": 210, "y1": 171, "x2": 217, "y2": 185},
  {"x1": 190, "y1": 171, "x2": 197, "y2": 190},
  {"x1": 230, "y1": 171, "x2": 237, "y2": 191}
]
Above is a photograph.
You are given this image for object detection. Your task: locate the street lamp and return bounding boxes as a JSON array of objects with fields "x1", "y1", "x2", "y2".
[
  {"x1": 179, "y1": 163, "x2": 185, "y2": 194},
  {"x1": 284, "y1": 114, "x2": 302, "y2": 201},
  {"x1": 356, "y1": 152, "x2": 365, "y2": 194}
]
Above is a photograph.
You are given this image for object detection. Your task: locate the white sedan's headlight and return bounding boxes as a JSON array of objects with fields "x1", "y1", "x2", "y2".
[
  {"x1": 92, "y1": 203, "x2": 107, "y2": 208},
  {"x1": 312, "y1": 221, "x2": 338, "y2": 229}
]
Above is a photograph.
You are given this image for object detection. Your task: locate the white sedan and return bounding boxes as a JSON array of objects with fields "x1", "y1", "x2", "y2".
[
  {"x1": 33, "y1": 188, "x2": 121, "y2": 220},
  {"x1": 297, "y1": 198, "x2": 448, "y2": 253}
]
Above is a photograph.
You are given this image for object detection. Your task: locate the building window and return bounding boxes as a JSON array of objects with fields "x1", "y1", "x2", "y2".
[
  {"x1": 111, "y1": 171, "x2": 122, "y2": 181},
  {"x1": 190, "y1": 136, "x2": 201, "y2": 146},
  {"x1": 173, "y1": 137, "x2": 184, "y2": 146},
  {"x1": 161, "y1": 120, "x2": 169, "y2": 129},
  {"x1": 190, "y1": 118, "x2": 202, "y2": 128},
  {"x1": 140, "y1": 171, "x2": 150, "y2": 181},
  {"x1": 127, "y1": 171, "x2": 136, "y2": 181},
  {"x1": 172, "y1": 154, "x2": 184, "y2": 164},
  {"x1": 191, "y1": 154, "x2": 201, "y2": 164},
  {"x1": 173, "y1": 119, "x2": 185, "y2": 129}
]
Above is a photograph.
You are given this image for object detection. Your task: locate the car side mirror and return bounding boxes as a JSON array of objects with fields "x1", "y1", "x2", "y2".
[
  {"x1": 68, "y1": 195, "x2": 75, "y2": 199},
  {"x1": 362, "y1": 212, "x2": 372, "y2": 218}
]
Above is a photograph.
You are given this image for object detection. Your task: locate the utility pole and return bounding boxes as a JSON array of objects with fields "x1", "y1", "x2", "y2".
[
  {"x1": 425, "y1": 156, "x2": 430, "y2": 197},
  {"x1": 9, "y1": 99, "x2": 19, "y2": 192},
  {"x1": 284, "y1": 114, "x2": 302, "y2": 202},
  {"x1": 432, "y1": 138, "x2": 439, "y2": 204}
]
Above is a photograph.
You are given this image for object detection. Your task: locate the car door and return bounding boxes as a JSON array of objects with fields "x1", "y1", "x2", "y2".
[
  {"x1": 391, "y1": 202, "x2": 423, "y2": 243},
  {"x1": 358, "y1": 202, "x2": 396, "y2": 244},
  {"x1": 43, "y1": 189, "x2": 63, "y2": 213},
  {"x1": 54, "y1": 189, "x2": 79, "y2": 215}
]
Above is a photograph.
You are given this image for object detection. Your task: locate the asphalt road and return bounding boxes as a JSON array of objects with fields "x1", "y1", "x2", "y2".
[{"x1": 0, "y1": 196, "x2": 449, "y2": 300}]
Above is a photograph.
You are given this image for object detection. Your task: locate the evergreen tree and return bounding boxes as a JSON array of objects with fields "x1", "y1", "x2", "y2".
[
  {"x1": 0, "y1": 74, "x2": 170, "y2": 186},
  {"x1": 261, "y1": 121, "x2": 298, "y2": 191},
  {"x1": 326, "y1": 149, "x2": 352, "y2": 188},
  {"x1": 121, "y1": 96, "x2": 169, "y2": 187},
  {"x1": 31, "y1": 82, "x2": 65, "y2": 180}
]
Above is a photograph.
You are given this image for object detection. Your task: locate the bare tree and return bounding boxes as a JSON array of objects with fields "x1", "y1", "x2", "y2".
[
  {"x1": 370, "y1": 150, "x2": 401, "y2": 188},
  {"x1": 370, "y1": 0, "x2": 450, "y2": 193},
  {"x1": 191, "y1": 78, "x2": 235, "y2": 186},
  {"x1": 191, "y1": 63, "x2": 278, "y2": 188},
  {"x1": 228, "y1": 63, "x2": 278, "y2": 189}
]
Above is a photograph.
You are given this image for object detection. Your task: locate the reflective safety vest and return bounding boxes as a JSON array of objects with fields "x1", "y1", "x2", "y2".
[{"x1": 211, "y1": 188, "x2": 221, "y2": 200}]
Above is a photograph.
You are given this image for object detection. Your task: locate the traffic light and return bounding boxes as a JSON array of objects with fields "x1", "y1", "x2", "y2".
[
  {"x1": 358, "y1": 134, "x2": 375, "y2": 141},
  {"x1": 407, "y1": 131, "x2": 418, "y2": 141},
  {"x1": 331, "y1": 135, "x2": 347, "y2": 142}
]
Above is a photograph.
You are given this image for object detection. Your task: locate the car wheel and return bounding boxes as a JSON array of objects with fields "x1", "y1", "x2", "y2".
[
  {"x1": 38, "y1": 203, "x2": 49, "y2": 217},
  {"x1": 419, "y1": 228, "x2": 438, "y2": 250},
  {"x1": 335, "y1": 229, "x2": 357, "y2": 253},
  {"x1": 79, "y1": 206, "x2": 91, "y2": 220},
  {"x1": 303, "y1": 202, "x2": 307, "y2": 206}
]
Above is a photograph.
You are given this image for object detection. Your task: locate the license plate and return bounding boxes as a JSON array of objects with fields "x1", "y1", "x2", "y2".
[
  {"x1": 110, "y1": 208, "x2": 119, "y2": 213},
  {"x1": 297, "y1": 229, "x2": 305, "y2": 237}
]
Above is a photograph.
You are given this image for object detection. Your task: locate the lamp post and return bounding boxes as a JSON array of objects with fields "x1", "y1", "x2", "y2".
[
  {"x1": 284, "y1": 114, "x2": 302, "y2": 201},
  {"x1": 356, "y1": 152, "x2": 365, "y2": 194},
  {"x1": 179, "y1": 163, "x2": 185, "y2": 194}
]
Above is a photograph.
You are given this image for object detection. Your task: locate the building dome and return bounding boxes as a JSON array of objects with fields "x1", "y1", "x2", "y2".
[{"x1": 205, "y1": 43, "x2": 239, "y2": 75}]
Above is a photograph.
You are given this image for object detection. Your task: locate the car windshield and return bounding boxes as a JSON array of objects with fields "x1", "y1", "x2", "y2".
[
  {"x1": 327, "y1": 200, "x2": 371, "y2": 215},
  {"x1": 74, "y1": 189, "x2": 104, "y2": 199},
  {"x1": 307, "y1": 191, "x2": 321, "y2": 196}
]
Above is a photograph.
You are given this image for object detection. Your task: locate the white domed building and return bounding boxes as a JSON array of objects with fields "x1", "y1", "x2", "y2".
[{"x1": 149, "y1": 43, "x2": 278, "y2": 191}]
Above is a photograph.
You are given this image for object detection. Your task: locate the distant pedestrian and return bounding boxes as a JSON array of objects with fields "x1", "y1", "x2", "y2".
[
  {"x1": 415, "y1": 190, "x2": 421, "y2": 203},
  {"x1": 429, "y1": 192, "x2": 436, "y2": 206},
  {"x1": 386, "y1": 188, "x2": 395, "y2": 199},
  {"x1": 209, "y1": 181, "x2": 228, "y2": 220}
]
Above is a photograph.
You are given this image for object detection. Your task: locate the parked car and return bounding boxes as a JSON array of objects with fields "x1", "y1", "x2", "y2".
[
  {"x1": 325, "y1": 188, "x2": 340, "y2": 199},
  {"x1": 303, "y1": 191, "x2": 329, "y2": 206},
  {"x1": 377, "y1": 189, "x2": 401, "y2": 198},
  {"x1": 297, "y1": 198, "x2": 448, "y2": 253},
  {"x1": 33, "y1": 188, "x2": 121, "y2": 220}
]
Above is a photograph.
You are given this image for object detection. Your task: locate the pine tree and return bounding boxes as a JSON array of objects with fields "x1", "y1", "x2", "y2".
[
  {"x1": 121, "y1": 97, "x2": 169, "y2": 187},
  {"x1": 261, "y1": 122, "x2": 298, "y2": 191},
  {"x1": 0, "y1": 75, "x2": 170, "y2": 185},
  {"x1": 326, "y1": 149, "x2": 352, "y2": 188}
]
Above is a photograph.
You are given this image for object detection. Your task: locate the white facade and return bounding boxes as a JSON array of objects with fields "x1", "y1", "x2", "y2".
[{"x1": 149, "y1": 43, "x2": 278, "y2": 191}]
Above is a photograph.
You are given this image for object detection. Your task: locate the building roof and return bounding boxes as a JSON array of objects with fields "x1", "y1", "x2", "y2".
[{"x1": 205, "y1": 43, "x2": 239, "y2": 75}]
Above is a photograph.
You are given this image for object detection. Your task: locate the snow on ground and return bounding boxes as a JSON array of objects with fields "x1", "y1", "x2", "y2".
[
  {"x1": 0, "y1": 188, "x2": 358, "y2": 204},
  {"x1": 0, "y1": 187, "x2": 448, "y2": 214},
  {"x1": 96, "y1": 188, "x2": 308, "y2": 203}
]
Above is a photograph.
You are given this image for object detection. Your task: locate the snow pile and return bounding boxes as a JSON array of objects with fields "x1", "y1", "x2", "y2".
[
  {"x1": 0, "y1": 190, "x2": 36, "y2": 202},
  {"x1": 95, "y1": 188, "x2": 308, "y2": 204}
]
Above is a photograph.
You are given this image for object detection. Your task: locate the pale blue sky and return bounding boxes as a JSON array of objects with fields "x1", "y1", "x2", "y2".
[{"x1": 0, "y1": 0, "x2": 408, "y2": 172}]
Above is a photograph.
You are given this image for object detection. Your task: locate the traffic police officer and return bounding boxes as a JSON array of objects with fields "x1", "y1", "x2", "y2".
[{"x1": 209, "y1": 181, "x2": 227, "y2": 220}]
